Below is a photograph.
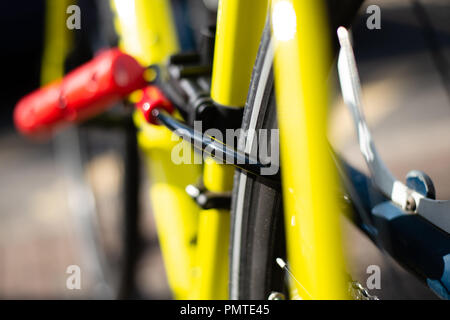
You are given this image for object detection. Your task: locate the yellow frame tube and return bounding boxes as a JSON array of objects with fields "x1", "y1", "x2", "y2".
[
  {"x1": 190, "y1": 0, "x2": 268, "y2": 299},
  {"x1": 111, "y1": 0, "x2": 179, "y2": 66},
  {"x1": 271, "y1": 0, "x2": 348, "y2": 299},
  {"x1": 112, "y1": 0, "x2": 202, "y2": 299},
  {"x1": 41, "y1": 0, "x2": 74, "y2": 85},
  {"x1": 211, "y1": 0, "x2": 268, "y2": 107},
  {"x1": 135, "y1": 113, "x2": 202, "y2": 299},
  {"x1": 189, "y1": 159, "x2": 234, "y2": 300}
]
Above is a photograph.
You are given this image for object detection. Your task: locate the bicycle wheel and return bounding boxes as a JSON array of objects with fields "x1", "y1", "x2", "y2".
[
  {"x1": 229, "y1": 21, "x2": 284, "y2": 300},
  {"x1": 58, "y1": 1, "x2": 140, "y2": 299},
  {"x1": 229, "y1": 0, "x2": 365, "y2": 300}
]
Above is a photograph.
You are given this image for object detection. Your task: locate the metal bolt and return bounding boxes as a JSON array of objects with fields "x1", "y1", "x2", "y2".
[
  {"x1": 268, "y1": 292, "x2": 286, "y2": 300},
  {"x1": 405, "y1": 196, "x2": 417, "y2": 212}
]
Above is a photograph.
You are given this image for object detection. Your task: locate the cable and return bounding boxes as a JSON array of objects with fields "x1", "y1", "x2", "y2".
[{"x1": 153, "y1": 109, "x2": 280, "y2": 182}]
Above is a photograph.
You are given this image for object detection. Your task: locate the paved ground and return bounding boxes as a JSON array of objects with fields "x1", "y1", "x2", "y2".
[{"x1": 0, "y1": 0, "x2": 448, "y2": 299}]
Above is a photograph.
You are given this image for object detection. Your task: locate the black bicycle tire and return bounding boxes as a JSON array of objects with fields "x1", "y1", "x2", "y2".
[{"x1": 229, "y1": 20, "x2": 284, "y2": 300}]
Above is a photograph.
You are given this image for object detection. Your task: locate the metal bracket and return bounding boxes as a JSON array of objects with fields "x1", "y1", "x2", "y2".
[
  {"x1": 158, "y1": 52, "x2": 244, "y2": 132},
  {"x1": 185, "y1": 184, "x2": 231, "y2": 210}
]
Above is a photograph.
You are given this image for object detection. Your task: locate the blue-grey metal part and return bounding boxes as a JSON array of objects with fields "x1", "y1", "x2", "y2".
[{"x1": 371, "y1": 202, "x2": 450, "y2": 299}]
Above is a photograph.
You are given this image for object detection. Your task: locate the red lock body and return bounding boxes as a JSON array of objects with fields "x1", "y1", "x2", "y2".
[{"x1": 14, "y1": 48, "x2": 147, "y2": 137}]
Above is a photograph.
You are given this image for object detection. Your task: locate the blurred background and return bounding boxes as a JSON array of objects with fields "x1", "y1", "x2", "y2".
[{"x1": 0, "y1": 0, "x2": 448, "y2": 299}]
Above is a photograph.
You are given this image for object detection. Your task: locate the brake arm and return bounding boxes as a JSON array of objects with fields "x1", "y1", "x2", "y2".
[{"x1": 337, "y1": 27, "x2": 450, "y2": 234}]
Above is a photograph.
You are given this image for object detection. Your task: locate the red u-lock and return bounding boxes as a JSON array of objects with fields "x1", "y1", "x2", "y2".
[{"x1": 14, "y1": 48, "x2": 148, "y2": 137}]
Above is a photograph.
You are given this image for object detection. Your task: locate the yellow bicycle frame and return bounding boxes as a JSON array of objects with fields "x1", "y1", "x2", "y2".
[
  {"x1": 112, "y1": 0, "x2": 348, "y2": 300},
  {"x1": 272, "y1": 0, "x2": 348, "y2": 299}
]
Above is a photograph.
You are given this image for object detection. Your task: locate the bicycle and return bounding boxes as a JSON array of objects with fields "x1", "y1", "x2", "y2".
[{"x1": 13, "y1": 0, "x2": 450, "y2": 300}]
